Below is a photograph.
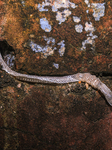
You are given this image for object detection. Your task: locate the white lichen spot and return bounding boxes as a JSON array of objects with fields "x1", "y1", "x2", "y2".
[
  {"x1": 81, "y1": 37, "x2": 95, "y2": 50},
  {"x1": 34, "y1": 0, "x2": 105, "y2": 53},
  {"x1": 4, "y1": 54, "x2": 15, "y2": 68},
  {"x1": 29, "y1": 36, "x2": 66, "y2": 58},
  {"x1": 37, "y1": 0, "x2": 77, "y2": 25},
  {"x1": 43, "y1": 36, "x2": 55, "y2": 45},
  {"x1": 84, "y1": 0, "x2": 89, "y2": 5},
  {"x1": 29, "y1": 36, "x2": 57, "y2": 58},
  {"x1": 57, "y1": 40, "x2": 65, "y2": 56},
  {"x1": 81, "y1": 22, "x2": 98, "y2": 50},
  {"x1": 85, "y1": 22, "x2": 95, "y2": 32},
  {"x1": 86, "y1": 10, "x2": 89, "y2": 13},
  {"x1": 40, "y1": 18, "x2": 52, "y2": 32},
  {"x1": 56, "y1": 9, "x2": 71, "y2": 24},
  {"x1": 21, "y1": 0, "x2": 25, "y2": 7},
  {"x1": 91, "y1": 3, "x2": 105, "y2": 21},
  {"x1": 84, "y1": 0, "x2": 90, "y2": 7},
  {"x1": 81, "y1": 2, "x2": 105, "y2": 50},
  {"x1": 37, "y1": 3, "x2": 48, "y2": 11},
  {"x1": 73, "y1": 16, "x2": 81, "y2": 23},
  {"x1": 50, "y1": 0, "x2": 77, "y2": 12},
  {"x1": 75, "y1": 24, "x2": 83, "y2": 33},
  {"x1": 53, "y1": 63, "x2": 59, "y2": 69}
]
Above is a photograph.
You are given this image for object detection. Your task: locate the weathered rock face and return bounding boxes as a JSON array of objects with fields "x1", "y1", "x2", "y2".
[
  {"x1": 0, "y1": 69, "x2": 112, "y2": 150},
  {"x1": 0, "y1": 0, "x2": 112, "y2": 75},
  {"x1": 0, "y1": 0, "x2": 112, "y2": 149}
]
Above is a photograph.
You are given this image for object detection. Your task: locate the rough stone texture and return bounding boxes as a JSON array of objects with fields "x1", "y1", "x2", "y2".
[
  {"x1": 0, "y1": 0, "x2": 112, "y2": 75},
  {"x1": 0, "y1": 69, "x2": 112, "y2": 149},
  {"x1": 0, "y1": 0, "x2": 112, "y2": 149}
]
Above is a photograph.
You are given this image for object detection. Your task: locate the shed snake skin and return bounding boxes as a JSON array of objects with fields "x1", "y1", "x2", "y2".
[{"x1": 0, "y1": 53, "x2": 112, "y2": 106}]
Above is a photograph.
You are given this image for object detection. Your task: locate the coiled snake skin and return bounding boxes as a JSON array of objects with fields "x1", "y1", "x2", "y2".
[{"x1": 0, "y1": 53, "x2": 112, "y2": 106}]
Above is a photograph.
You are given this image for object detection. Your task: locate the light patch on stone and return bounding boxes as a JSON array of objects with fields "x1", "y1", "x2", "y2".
[
  {"x1": 56, "y1": 9, "x2": 71, "y2": 24},
  {"x1": 73, "y1": 16, "x2": 81, "y2": 23},
  {"x1": 57, "y1": 40, "x2": 65, "y2": 56},
  {"x1": 84, "y1": 0, "x2": 89, "y2": 5},
  {"x1": 81, "y1": 37, "x2": 95, "y2": 50},
  {"x1": 37, "y1": 0, "x2": 77, "y2": 12},
  {"x1": 37, "y1": 0, "x2": 77, "y2": 25},
  {"x1": 81, "y1": 22, "x2": 98, "y2": 50},
  {"x1": 85, "y1": 0, "x2": 90, "y2": 13},
  {"x1": 35, "y1": 1, "x2": 106, "y2": 53},
  {"x1": 86, "y1": 10, "x2": 89, "y2": 13},
  {"x1": 21, "y1": 0, "x2": 25, "y2": 7},
  {"x1": 84, "y1": 0, "x2": 90, "y2": 7},
  {"x1": 91, "y1": 3, "x2": 105, "y2": 21},
  {"x1": 37, "y1": 3, "x2": 48, "y2": 11},
  {"x1": 85, "y1": 22, "x2": 95, "y2": 32},
  {"x1": 40, "y1": 18, "x2": 52, "y2": 32},
  {"x1": 75, "y1": 24, "x2": 83, "y2": 33},
  {"x1": 82, "y1": 2, "x2": 105, "y2": 50},
  {"x1": 43, "y1": 36, "x2": 55, "y2": 45},
  {"x1": 30, "y1": 36, "x2": 66, "y2": 58},
  {"x1": 4, "y1": 54, "x2": 15, "y2": 68},
  {"x1": 51, "y1": 0, "x2": 77, "y2": 12},
  {"x1": 29, "y1": 36, "x2": 56, "y2": 58},
  {"x1": 53, "y1": 63, "x2": 59, "y2": 69}
]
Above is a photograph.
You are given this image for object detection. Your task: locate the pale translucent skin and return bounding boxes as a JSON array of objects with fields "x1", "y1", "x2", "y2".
[
  {"x1": 75, "y1": 73, "x2": 112, "y2": 106},
  {"x1": 0, "y1": 53, "x2": 112, "y2": 106}
]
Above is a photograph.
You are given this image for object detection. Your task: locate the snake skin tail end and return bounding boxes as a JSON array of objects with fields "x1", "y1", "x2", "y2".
[
  {"x1": 105, "y1": 92, "x2": 112, "y2": 106},
  {"x1": 100, "y1": 83, "x2": 112, "y2": 106}
]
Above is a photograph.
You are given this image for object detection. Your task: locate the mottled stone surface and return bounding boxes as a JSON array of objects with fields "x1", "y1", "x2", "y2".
[
  {"x1": 0, "y1": 68, "x2": 112, "y2": 149},
  {"x1": 0, "y1": 0, "x2": 112, "y2": 75},
  {"x1": 0, "y1": 0, "x2": 112, "y2": 149}
]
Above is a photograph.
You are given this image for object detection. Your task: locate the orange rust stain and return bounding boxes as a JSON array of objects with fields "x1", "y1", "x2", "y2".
[
  {"x1": 78, "y1": 81, "x2": 81, "y2": 84},
  {"x1": 36, "y1": 56, "x2": 40, "y2": 60}
]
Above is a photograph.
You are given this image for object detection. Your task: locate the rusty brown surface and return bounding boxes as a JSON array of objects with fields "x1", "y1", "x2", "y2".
[
  {"x1": 0, "y1": 0, "x2": 112, "y2": 149},
  {"x1": 0, "y1": 0, "x2": 112, "y2": 75},
  {"x1": 0, "y1": 68, "x2": 112, "y2": 149}
]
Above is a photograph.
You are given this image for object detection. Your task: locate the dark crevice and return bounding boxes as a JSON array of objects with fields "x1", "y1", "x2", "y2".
[
  {"x1": 91, "y1": 72, "x2": 112, "y2": 78},
  {"x1": 0, "y1": 40, "x2": 15, "y2": 55},
  {"x1": 0, "y1": 40, "x2": 16, "y2": 69}
]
